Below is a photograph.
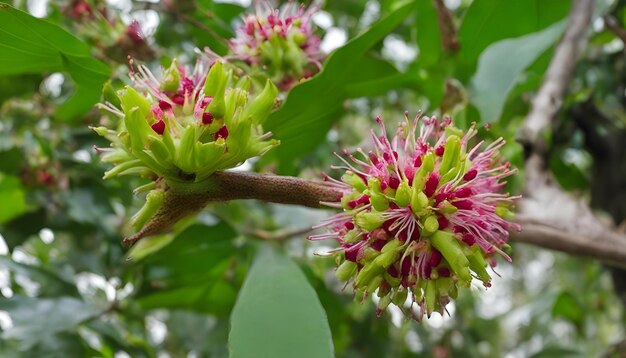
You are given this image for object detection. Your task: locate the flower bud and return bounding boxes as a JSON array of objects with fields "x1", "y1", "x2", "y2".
[
  {"x1": 336, "y1": 260, "x2": 358, "y2": 282},
  {"x1": 355, "y1": 211, "x2": 386, "y2": 232},
  {"x1": 161, "y1": 60, "x2": 181, "y2": 93}
]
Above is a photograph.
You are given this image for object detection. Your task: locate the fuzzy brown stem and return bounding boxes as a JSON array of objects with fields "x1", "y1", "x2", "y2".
[
  {"x1": 123, "y1": 172, "x2": 342, "y2": 246},
  {"x1": 203, "y1": 171, "x2": 343, "y2": 207},
  {"x1": 433, "y1": 0, "x2": 460, "y2": 52}
]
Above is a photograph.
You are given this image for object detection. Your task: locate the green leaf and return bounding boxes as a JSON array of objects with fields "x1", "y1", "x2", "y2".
[
  {"x1": 552, "y1": 291, "x2": 585, "y2": 329},
  {"x1": 415, "y1": 0, "x2": 442, "y2": 66},
  {"x1": 265, "y1": 1, "x2": 415, "y2": 173},
  {"x1": 0, "y1": 296, "x2": 100, "y2": 350},
  {"x1": 0, "y1": 256, "x2": 79, "y2": 296},
  {"x1": 468, "y1": 21, "x2": 565, "y2": 122},
  {"x1": 0, "y1": 173, "x2": 29, "y2": 224},
  {"x1": 134, "y1": 222, "x2": 241, "y2": 314},
  {"x1": 458, "y1": 0, "x2": 571, "y2": 65},
  {"x1": 0, "y1": 4, "x2": 110, "y2": 120},
  {"x1": 229, "y1": 245, "x2": 334, "y2": 358}
]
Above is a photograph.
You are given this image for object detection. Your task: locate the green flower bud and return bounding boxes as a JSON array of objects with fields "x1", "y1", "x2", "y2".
[
  {"x1": 424, "y1": 279, "x2": 437, "y2": 314},
  {"x1": 355, "y1": 211, "x2": 386, "y2": 232},
  {"x1": 394, "y1": 180, "x2": 411, "y2": 207},
  {"x1": 241, "y1": 80, "x2": 277, "y2": 125},
  {"x1": 160, "y1": 59, "x2": 181, "y2": 93},
  {"x1": 342, "y1": 229, "x2": 361, "y2": 244},
  {"x1": 439, "y1": 135, "x2": 461, "y2": 175},
  {"x1": 119, "y1": 86, "x2": 151, "y2": 117},
  {"x1": 102, "y1": 81, "x2": 121, "y2": 108},
  {"x1": 355, "y1": 261, "x2": 384, "y2": 290},
  {"x1": 437, "y1": 200, "x2": 458, "y2": 214},
  {"x1": 421, "y1": 215, "x2": 439, "y2": 237},
  {"x1": 392, "y1": 288, "x2": 408, "y2": 306},
  {"x1": 429, "y1": 230, "x2": 472, "y2": 287},
  {"x1": 466, "y1": 246, "x2": 491, "y2": 283},
  {"x1": 130, "y1": 189, "x2": 165, "y2": 231},
  {"x1": 370, "y1": 192, "x2": 390, "y2": 211},
  {"x1": 410, "y1": 190, "x2": 429, "y2": 215},
  {"x1": 336, "y1": 260, "x2": 358, "y2": 282},
  {"x1": 341, "y1": 171, "x2": 367, "y2": 192}
]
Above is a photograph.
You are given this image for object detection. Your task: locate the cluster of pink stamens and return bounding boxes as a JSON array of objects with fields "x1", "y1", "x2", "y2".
[
  {"x1": 229, "y1": 1, "x2": 323, "y2": 88},
  {"x1": 312, "y1": 112, "x2": 521, "y2": 318}
]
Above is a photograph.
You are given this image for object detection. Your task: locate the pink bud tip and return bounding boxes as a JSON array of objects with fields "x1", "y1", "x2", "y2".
[
  {"x1": 388, "y1": 176, "x2": 400, "y2": 190},
  {"x1": 429, "y1": 250, "x2": 442, "y2": 267},
  {"x1": 424, "y1": 173, "x2": 440, "y2": 198},
  {"x1": 158, "y1": 100, "x2": 172, "y2": 110},
  {"x1": 435, "y1": 145, "x2": 445, "y2": 156},
  {"x1": 151, "y1": 120, "x2": 165, "y2": 135},
  {"x1": 202, "y1": 112, "x2": 214, "y2": 125},
  {"x1": 214, "y1": 125, "x2": 229, "y2": 140},
  {"x1": 463, "y1": 168, "x2": 478, "y2": 181}
]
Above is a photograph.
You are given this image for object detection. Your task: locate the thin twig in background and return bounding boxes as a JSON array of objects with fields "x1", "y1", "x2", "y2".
[
  {"x1": 510, "y1": 0, "x2": 626, "y2": 268},
  {"x1": 603, "y1": 15, "x2": 626, "y2": 47},
  {"x1": 433, "y1": 0, "x2": 460, "y2": 52}
]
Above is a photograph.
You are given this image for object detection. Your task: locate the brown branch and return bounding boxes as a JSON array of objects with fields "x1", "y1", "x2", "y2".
[
  {"x1": 517, "y1": 0, "x2": 594, "y2": 152},
  {"x1": 123, "y1": 172, "x2": 342, "y2": 246},
  {"x1": 510, "y1": 0, "x2": 626, "y2": 269},
  {"x1": 603, "y1": 15, "x2": 626, "y2": 47},
  {"x1": 433, "y1": 0, "x2": 460, "y2": 52}
]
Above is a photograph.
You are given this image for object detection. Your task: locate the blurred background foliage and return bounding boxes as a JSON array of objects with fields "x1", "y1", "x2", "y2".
[{"x1": 0, "y1": 0, "x2": 625, "y2": 357}]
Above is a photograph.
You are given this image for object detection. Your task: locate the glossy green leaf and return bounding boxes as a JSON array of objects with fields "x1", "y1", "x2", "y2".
[
  {"x1": 469, "y1": 21, "x2": 565, "y2": 122},
  {"x1": 0, "y1": 174, "x2": 29, "y2": 224},
  {"x1": 458, "y1": 0, "x2": 571, "y2": 65},
  {"x1": 0, "y1": 4, "x2": 110, "y2": 120},
  {"x1": 229, "y1": 245, "x2": 334, "y2": 358},
  {"x1": 265, "y1": 1, "x2": 415, "y2": 173},
  {"x1": 415, "y1": 0, "x2": 442, "y2": 66}
]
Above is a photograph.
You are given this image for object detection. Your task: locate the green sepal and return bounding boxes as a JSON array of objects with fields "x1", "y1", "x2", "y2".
[
  {"x1": 160, "y1": 59, "x2": 181, "y2": 93},
  {"x1": 130, "y1": 189, "x2": 165, "y2": 231},
  {"x1": 466, "y1": 247, "x2": 491, "y2": 283},
  {"x1": 439, "y1": 135, "x2": 461, "y2": 175},
  {"x1": 429, "y1": 230, "x2": 472, "y2": 287},
  {"x1": 424, "y1": 279, "x2": 437, "y2": 314},
  {"x1": 421, "y1": 215, "x2": 439, "y2": 237},
  {"x1": 394, "y1": 180, "x2": 411, "y2": 207},
  {"x1": 354, "y1": 262, "x2": 384, "y2": 290},
  {"x1": 119, "y1": 86, "x2": 151, "y2": 117},
  {"x1": 342, "y1": 171, "x2": 367, "y2": 192},
  {"x1": 392, "y1": 288, "x2": 408, "y2": 306},
  {"x1": 336, "y1": 260, "x2": 358, "y2": 282},
  {"x1": 410, "y1": 190, "x2": 429, "y2": 215},
  {"x1": 355, "y1": 211, "x2": 385, "y2": 232},
  {"x1": 175, "y1": 126, "x2": 198, "y2": 174},
  {"x1": 102, "y1": 81, "x2": 121, "y2": 108},
  {"x1": 242, "y1": 79, "x2": 277, "y2": 125}
]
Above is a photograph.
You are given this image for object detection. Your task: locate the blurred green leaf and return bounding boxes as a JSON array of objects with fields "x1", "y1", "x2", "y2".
[
  {"x1": 0, "y1": 4, "x2": 110, "y2": 120},
  {"x1": 530, "y1": 346, "x2": 581, "y2": 358},
  {"x1": 469, "y1": 21, "x2": 565, "y2": 122},
  {"x1": 415, "y1": 0, "x2": 442, "y2": 66},
  {"x1": 0, "y1": 256, "x2": 78, "y2": 296},
  {"x1": 0, "y1": 174, "x2": 29, "y2": 224},
  {"x1": 134, "y1": 222, "x2": 241, "y2": 314},
  {"x1": 552, "y1": 291, "x2": 585, "y2": 330},
  {"x1": 0, "y1": 296, "x2": 100, "y2": 350},
  {"x1": 229, "y1": 245, "x2": 334, "y2": 358},
  {"x1": 265, "y1": 0, "x2": 415, "y2": 173}
]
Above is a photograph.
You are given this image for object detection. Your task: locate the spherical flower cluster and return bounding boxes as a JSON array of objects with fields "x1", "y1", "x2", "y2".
[
  {"x1": 93, "y1": 57, "x2": 278, "y2": 231},
  {"x1": 312, "y1": 113, "x2": 520, "y2": 319},
  {"x1": 229, "y1": 1, "x2": 323, "y2": 90}
]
